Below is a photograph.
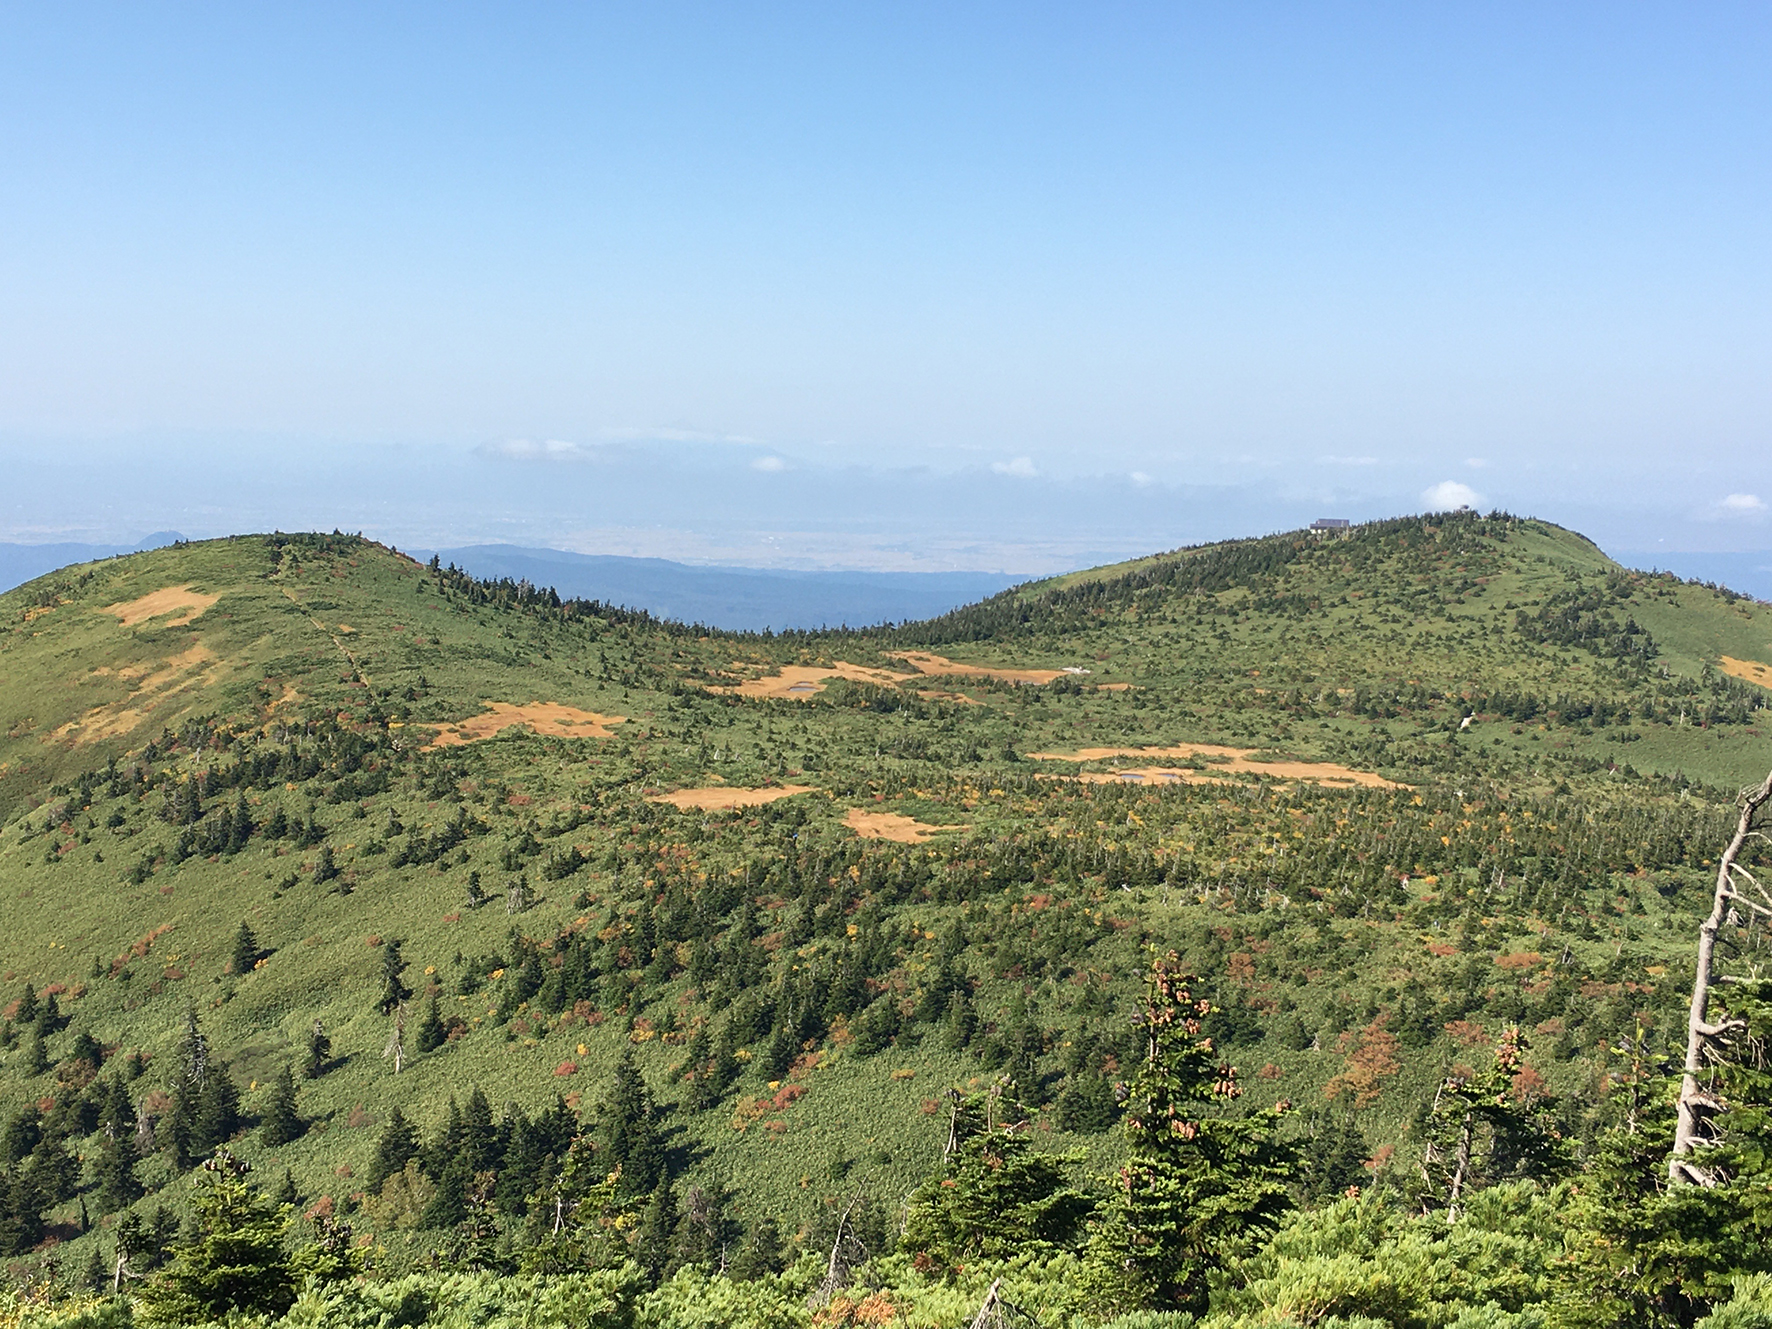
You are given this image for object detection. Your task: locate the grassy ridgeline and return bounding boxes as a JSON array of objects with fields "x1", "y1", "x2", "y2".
[{"x1": 0, "y1": 515, "x2": 1768, "y2": 1324}]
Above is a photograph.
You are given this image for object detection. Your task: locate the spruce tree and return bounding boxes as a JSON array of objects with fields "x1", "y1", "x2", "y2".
[
  {"x1": 729, "y1": 1214, "x2": 785, "y2": 1280},
  {"x1": 364, "y1": 1107, "x2": 419, "y2": 1194},
  {"x1": 192, "y1": 1066, "x2": 241, "y2": 1158},
  {"x1": 80, "y1": 1242, "x2": 106, "y2": 1293},
  {"x1": 137, "y1": 1149, "x2": 296, "y2": 1323},
  {"x1": 1416, "y1": 1025, "x2": 1567, "y2": 1218},
  {"x1": 414, "y1": 996, "x2": 446, "y2": 1053},
  {"x1": 230, "y1": 922, "x2": 258, "y2": 976},
  {"x1": 23, "y1": 1030, "x2": 48, "y2": 1076},
  {"x1": 603, "y1": 1049, "x2": 666, "y2": 1195},
  {"x1": 378, "y1": 938, "x2": 412, "y2": 1015},
  {"x1": 302, "y1": 1020, "x2": 332, "y2": 1079},
  {"x1": 259, "y1": 1065, "x2": 303, "y2": 1146},
  {"x1": 1, "y1": 1108, "x2": 41, "y2": 1166},
  {"x1": 101, "y1": 1076, "x2": 134, "y2": 1140},
  {"x1": 903, "y1": 1084, "x2": 1093, "y2": 1269},
  {"x1": 94, "y1": 1127, "x2": 142, "y2": 1214},
  {"x1": 13, "y1": 983, "x2": 37, "y2": 1028},
  {"x1": 463, "y1": 1087, "x2": 498, "y2": 1174},
  {"x1": 0, "y1": 1168, "x2": 46, "y2": 1256},
  {"x1": 637, "y1": 1180, "x2": 679, "y2": 1283},
  {"x1": 115, "y1": 1211, "x2": 147, "y2": 1289},
  {"x1": 1083, "y1": 950, "x2": 1297, "y2": 1315}
]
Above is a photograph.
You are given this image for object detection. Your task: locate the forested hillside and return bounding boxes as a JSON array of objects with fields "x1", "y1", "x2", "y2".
[{"x1": 1, "y1": 512, "x2": 1770, "y2": 1328}]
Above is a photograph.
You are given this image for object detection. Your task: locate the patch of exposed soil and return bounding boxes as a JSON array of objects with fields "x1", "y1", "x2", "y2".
[
  {"x1": 100, "y1": 585, "x2": 220, "y2": 628},
  {"x1": 426, "y1": 702, "x2": 626, "y2": 748},
  {"x1": 711, "y1": 663, "x2": 913, "y2": 701},
  {"x1": 1028, "y1": 743, "x2": 1400, "y2": 789},
  {"x1": 714, "y1": 651, "x2": 1082, "y2": 701},
  {"x1": 1721, "y1": 655, "x2": 1772, "y2": 690},
  {"x1": 843, "y1": 808, "x2": 963, "y2": 843},
  {"x1": 652, "y1": 785, "x2": 814, "y2": 810},
  {"x1": 55, "y1": 643, "x2": 221, "y2": 743},
  {"x1": 889, "y1": 651, "x2": 1069, "y2": 686}
]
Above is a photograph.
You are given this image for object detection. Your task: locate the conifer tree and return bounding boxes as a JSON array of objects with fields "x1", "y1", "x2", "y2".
[
  {"x1": 520, "y1": 1135, "x2": 639, "y2": 1275},
  {"x1": 378, "y1": 938, "x2": 412, "y2": 1014},
  {"x1": 138, "y1": 1149, "x2": 296, "y2": 1323},
  {"x1": 729, "y1": 1214, "x2": 785, "y2": 1280},
  {"x1": 637, "y1": 1180, "x2": 679, "y2": 1283},
  {"x1": 603, "y1": 1049, "x2": 666, "y2": 1196},
  {"x1": 1416, "y1": 1026, "x2": 1567, "y2": 1218},
  {"x1": 259, "y1": 1065, "x2": 303, "y2": 1146},
  {"x1": 671, "y1": 1180, "x2": 737, "y2": 1274},
  {"x1": 80, "y1": 1243, "x2": 106, "y2": 1293},
  {"x1": 414, "y1": 995, "x2": 446, "y2": 1053},
  {"x1": 903, "y1": 1083, "x2": 1093, "y2": 1269},
  {"x1": 101, "y1": 1076, "x2": 134, "y2": 1141},
  {"x1": 1083, "y1": 950, "x2": 1297, "y2": 1315},
  {"x1": 94, "y1": 1125, "x2": 142, "y2": 1214},
  {"x1": 365, "y1": 1107, "x2": 419, "y2": 1194},
  {"x1": 23, "y1": 1029, "x2": 48, "y2": 1076},
  {"x1": 230, "y1": 922, "x2": 258, "y2": 976},
  {"x1": 2, "y1": 1107, "x2": 41, "y2": 1166},
  {"x1": 302, "y1": 1020, "x2": 331, "y2": 1079},
  {"x1": 463, "y1": 1087, "x2": 498, "y2": 1175},
  {"x1": 13, "y1": 983, "x2": 37, "y2": 1028},
  {"x1": 115, "y1": 1211, "x2": 146, "y2": 1291},
  {"x1": 191, "y1": 1066, "x2": 241, "y2": 1159},
  {"x1": 0, "y1": 1168, "x2": 46, "y2": 1256}
]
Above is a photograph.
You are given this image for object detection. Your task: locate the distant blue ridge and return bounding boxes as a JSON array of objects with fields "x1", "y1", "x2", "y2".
[
  {"x1": 0, "y1": 532, "x2": 186, "y2": 592},
  {"x1": 407, "y1": 545, "x2": 1028, "y2": 632}
]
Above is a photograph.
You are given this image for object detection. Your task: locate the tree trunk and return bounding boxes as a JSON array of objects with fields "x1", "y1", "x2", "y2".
[
  {"x1": 1671, "y1": 769, "x2": 1772, "y2": 1184},
  {"x1": 1447, "y1": 1110, "x2": 1474, "y2": 1220}
]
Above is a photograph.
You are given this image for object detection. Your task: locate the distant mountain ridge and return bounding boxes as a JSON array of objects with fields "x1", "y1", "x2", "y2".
[
  {"x1": 408, "y1": 544, "x2": 1028, "y2": 630},
  {"x1": 0, "y1": 532, "x2": 186, "y2": 593}
]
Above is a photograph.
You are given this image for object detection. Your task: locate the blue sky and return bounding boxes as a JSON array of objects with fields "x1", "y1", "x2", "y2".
[{"x1": 2, "y1": 4, "x2": 1768, "y2": 569}]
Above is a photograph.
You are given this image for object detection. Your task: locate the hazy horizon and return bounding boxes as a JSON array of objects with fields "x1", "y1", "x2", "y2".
[{"x1": 3, "y1": 6, "x2": 1768, "y2": 566}]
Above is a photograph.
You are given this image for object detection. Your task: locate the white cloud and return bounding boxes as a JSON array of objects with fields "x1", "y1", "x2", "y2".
[
  {"x1": 991, "y1": 456, "x2": 1039, "y2": 478},
  {"x1": 1422, "y1": 480, "x2": 1482, "y2": 511},
  {"x1": 1465, "y1": 457, "x2": 1489, "y2": 469},
  {"x1": 1321, "y1": 455, "x2": 1378, "y2": 466},
  {"x1": 751, "y1": 455, "x2": 787, "y2": 473},
  {"x1": 1720, "y1": 492, "x2": 1767, "y2": 513},
  {"x1": 1130, "y1": 471, "x2": 1154, "y2": 487},
  {"x1": 480, "y1": 438, "x2": 600, "y2": 462}
]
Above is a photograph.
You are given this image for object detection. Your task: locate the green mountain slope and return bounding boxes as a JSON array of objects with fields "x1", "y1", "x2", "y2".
[{"x1": 0, "y1": 512, "x2": 1769, "y2": 1310}]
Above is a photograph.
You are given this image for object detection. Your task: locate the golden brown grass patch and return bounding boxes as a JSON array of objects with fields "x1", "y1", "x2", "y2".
[
  {"x1": 889, "y1": 651, "x2": 1069, "y2": 685},
  {"x1": 711, "y1": 663, "x2": 913, "y2": 700},
  {"x1": 1721, "y1": 655, "x2": 1772, "y2": 690},
  {"x1": 712, "y1": 651, "x2": 1079, "y2": 701},
  {"x1": 842, "y1": 808, "x2": 962, "y2": 843},
  {"x1": 100, "y1": 584, "x2": 220, "y2": 627},
  {"x1": 651, "y1": 785, "x2": 814, "y2": 810},
  {"x1": 1029, "y1": 743, "x2": 1400, "y2": 789},
  {"x1": 55, "y1": 643, "x2": 221, "y2": 743},
  {"x1": 425, "y1": 702, "x2": 626, "y2": 748}
]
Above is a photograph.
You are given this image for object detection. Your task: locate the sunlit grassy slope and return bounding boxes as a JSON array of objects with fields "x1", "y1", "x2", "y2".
[{"x1": 0, "y1": 512, "x2": 1768, "y2": 1265}]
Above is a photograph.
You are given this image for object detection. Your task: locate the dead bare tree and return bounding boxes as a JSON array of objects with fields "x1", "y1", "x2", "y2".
[
  {"x1": 384, "y1": 1001, "x2": 407, "y2": 1075},
  {"x1": 808, "y1": 1192, "x2": 867, "y2": 1308},
  {"x1": 1671, "y1": 768, "x2": 1772, "y2": 1185},
  {"x1": 968, "y1": 1277, "x2": 1040, "y2": 1329}
]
